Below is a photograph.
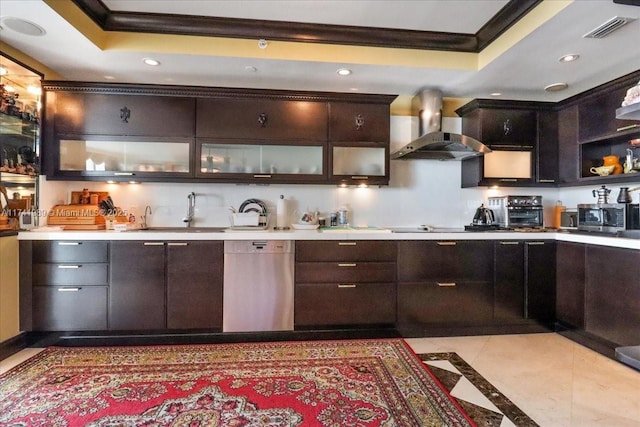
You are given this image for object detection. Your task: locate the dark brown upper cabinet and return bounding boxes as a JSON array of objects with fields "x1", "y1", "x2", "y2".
[
  {"x1": 51, "y1": 91, "x2": 195, "y2": 137},
  {"x1": 328, "y1": 100, "x2": 393, "y2": 186},
  {"x1": 196, "y1": 98, "x2": 327, "y2": 141},
  {"x1": 42, "y1": 81, "x2": 396, "y2": 184},
  {"x1": 456, "y1": 99, "x2": 555, "y2": 188}
]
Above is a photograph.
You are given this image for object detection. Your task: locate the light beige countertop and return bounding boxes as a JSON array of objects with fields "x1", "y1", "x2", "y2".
[{"x1": 16, "y1": 227, "x2": 640, "y2": 250}]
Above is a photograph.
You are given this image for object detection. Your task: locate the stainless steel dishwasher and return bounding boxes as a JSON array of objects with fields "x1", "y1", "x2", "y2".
[{"x1": 223, "y1": 240, "x2": 294, "y2": 332}]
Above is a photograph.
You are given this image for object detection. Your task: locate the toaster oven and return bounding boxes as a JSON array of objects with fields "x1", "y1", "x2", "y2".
[{"x1": 488, "y1": 195, "x2": 543, "y2": 229}]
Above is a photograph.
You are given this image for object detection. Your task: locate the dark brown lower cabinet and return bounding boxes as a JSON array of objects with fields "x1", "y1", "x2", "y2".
[
  {"x1": 586, "y1": 245, "x2": 640, "y2": 346},
  {"x1": 295, "y1": 282, "x2": 396, "y2": 326},
  {"x1": 397, "y1": 281, "x2": 493, "y2": 324},
  {"x1": 109, "y1": 241, "x2": 166, "y2": 330},
  {"x1": 525, "y1": 240, "x2": 556, "y2": 322},
  {"x1": 556, "y1": 242, "x2": 586, "y2": 328},
  {"x1": 494, "y1": 241, "x2": 525, "y2": 322},
  {"x1": 33, "y1": 286, "x2": 107, "y2": 330},
  {"x1": 166, "y1": 241, "x2": 223, "y2": 330}
]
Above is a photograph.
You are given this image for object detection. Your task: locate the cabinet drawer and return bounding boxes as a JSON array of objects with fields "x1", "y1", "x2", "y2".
[
  {"x1": 296, "y1": 261, "x2": 395, "y2": 283},
  {"x1": 32, "y1": 263, "x2": 108, "y2": 286},
  {"x1": 295, "y1": 282, "x2": 396, "y2": 326},
  {"x1": 398, "y1": 240, "x2": 493, "y2": 281},
  {"x1": 296, "y1": 240, "x2": 397, "y2": 262},
  {"x1": 53, "y1": 92, "x2": 195, "y2": 137},
  {"x1": 329, "y1": 102, "x2": 390, "y2": 142},
  {"x1": 397, "y1": 281, "x2": 493, "y2": 324},
  {"x1": 32, "y1": 286, "x2": 107, "y2": 331},
  {"x1": 33, "y1": 241, "x2": 108, "y2": 263},
  {"x1": 196, "y1": 98, "x2": 327, "y2": 140}
]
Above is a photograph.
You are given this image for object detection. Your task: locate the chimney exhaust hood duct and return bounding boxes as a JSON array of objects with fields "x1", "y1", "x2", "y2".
[{"x1": 390, "y1": 89, "x2": 491, "y2": 161}]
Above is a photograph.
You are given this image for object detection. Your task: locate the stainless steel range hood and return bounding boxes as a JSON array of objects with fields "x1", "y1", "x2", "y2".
[{"x1": 390, "y1": 89, "x2": 491, "y2": 161}]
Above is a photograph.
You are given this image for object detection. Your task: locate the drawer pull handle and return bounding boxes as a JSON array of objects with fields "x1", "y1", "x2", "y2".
[
  {"x1": 526, "y1": 242, "x2": 546, "y2": 246},
  {"x1": 167, "y1": 242, "x2": 189, "y2": 246},
  {"x1": 338, "y1": 284, "x2": 357, "y2": 288},
  {"x1": 437, "y1": 282, "x2": 456, "y2": 287},
  {"x1": 338, "y1": 263, "x2": 357, "y2": 267},
  {"x1": 499, "y1": 241, "x2": 520, "y2": 245},
  {"x1": 437, "y1": 241, "x2": 456, "y2": 246},
  {"x1": 617, "y1": 124, "x2": 640, "y2": 132},
  {"x1": 57, "y1": 265, "x2": 81, "y2": 269},
  {"x1": 338, "y1": 242, "x2": 357, "y2": 246},
  {"x1": 58, "y1": 287, "x2": 80, "y2": 292},
  {"x1": 253, "y1": 174, "x2": 272, "y2": 178},
  {"x1": 143, "y1": 242, "x2": 165, "y2": 246},
  {"x1": 57, "y1": 242, "x2": 81, "y2": 246},
  {"x1": 113, "y1": 172, "x2": 135, "y2": 176}
]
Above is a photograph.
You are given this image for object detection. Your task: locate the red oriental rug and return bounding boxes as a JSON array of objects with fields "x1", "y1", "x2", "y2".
[{"x1": 0, "y1": 339, "x2": 475, "y2": 426}]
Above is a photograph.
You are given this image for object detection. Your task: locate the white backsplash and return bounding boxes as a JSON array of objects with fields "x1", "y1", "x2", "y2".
[{"x1": 36, "y1": 115, "x2": 638, "y2": 229}]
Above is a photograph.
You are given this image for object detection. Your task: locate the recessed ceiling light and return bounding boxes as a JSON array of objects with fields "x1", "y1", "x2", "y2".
[
  {"x1": 545, "y1": 82, "x2": 569, "y2": 92},
  {"x1": 104, "y1": 75, "x2": 115, "y2": 80},
  {"x1": 143, "y1": 58, "x2": 160, "y2": 66},
  {"x1": 1, "y1": 17, "x2": 46, "y2": 36},
  {"x1": 244, "y1": 66, "x2": 258, "y2": 72},
  {"x1": 559, "y1": 54, "x2": 580, "y2": 63},
  {"x1": 337, "y1": 68, "x2": 352, "y2": 76},
  {"x1": 490, "y1": 92, "x2": 502, "y2": 97},
  {"x1": 349, "y1": 88, "x2": 359, "y2": 91}
]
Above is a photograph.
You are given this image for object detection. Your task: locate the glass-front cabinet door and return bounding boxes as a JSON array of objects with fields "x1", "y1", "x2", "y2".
[
  {"x1": 196, "y1": 142, "x2": 326, "y2": 182},
  {"x1": 332, "y1": 146, "x2": 387, "y2": 184},
  {"x1": 56, "y1": 137, "x2": 192, "y2": 180}
]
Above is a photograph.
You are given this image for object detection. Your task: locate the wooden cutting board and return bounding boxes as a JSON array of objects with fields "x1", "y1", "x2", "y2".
[{"x1": 48, "y1": 204, "x2": 106, "y2": 226}]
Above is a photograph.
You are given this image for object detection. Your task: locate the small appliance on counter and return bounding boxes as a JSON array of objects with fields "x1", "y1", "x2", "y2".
[
  {"x1": 577, "y1": 203, "x2": 639, "y2": 234},
  {"x1": 559, "y1": 210, "x2": 578, "y2": 230},
  {"x1": 488, "y1": 195, "x2": 543, "y2": 229},
  {"x1": 464, "y1": 203, "x2": 505, "y2": 231}
]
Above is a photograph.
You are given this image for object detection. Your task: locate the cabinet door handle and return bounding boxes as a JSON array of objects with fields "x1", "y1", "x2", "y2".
[
  {"x1": 113, "y1": 172, "x2": 135, "y2": 176},
  {"x1": 351, "y1": 176, "x2": 369, "y2": 180},
  {"x1": 338, "y1": 263, "x2": 357, "y2": 267},
  {"x1": 57, "y1": 242, "x2": 81, "y2": 246},
  {"x1": 538, "y1": 179, "x2": 556, "y2": 183},
  {"x1": 58, "y1": 287, "x2": 80, "y2": 292},
  {"x1": 437, "y1": 282, "x2": 456, "y2": 287},
  {"x1": 437, "y1": 241, "x2": 456, "y2": 246},
  {"x1": 167, "y1": 242, "x2": 189, "y2": 246},
  {"x1": 338, "y1": 242, "x2": 356, "y2": 246},
  {"x1": 338, "y1": 284, "x2": 357, "y2": 288},
  {"x1": 143, "y1": 242, "x2": 165, "y2": 246},
  {"x1": 617, "y1": 124, "x2": 640, "y2": 132},
  {"x1": 499, "y1": 178, "x2": 519, "y2": 182},
  {"x1": 57, "y1": 265, "x2": 81, "y2": 269},
  {"x1": 526, "y1": 242, "x2": 546, "y2": 246},
  {"x1": 499, "y1": 241, "x2": 520, "y2": 245},
  {"x1": 253, "y1": 174, "x2": 272, "y2": 178}
]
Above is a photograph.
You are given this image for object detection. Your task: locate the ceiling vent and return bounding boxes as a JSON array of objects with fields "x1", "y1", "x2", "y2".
[{"x1": 583, "y1": 16, "x2": 637, "y2": 38}]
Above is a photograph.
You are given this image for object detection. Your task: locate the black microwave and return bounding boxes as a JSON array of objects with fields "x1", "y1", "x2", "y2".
[{"x1": 577, "y1": 204, "x2": 639, "y2": 233}]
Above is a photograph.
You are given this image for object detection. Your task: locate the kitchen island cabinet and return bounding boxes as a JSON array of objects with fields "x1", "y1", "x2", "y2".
[{"x1": 295, "y1": 240, "x2": 397, "y2": 327}]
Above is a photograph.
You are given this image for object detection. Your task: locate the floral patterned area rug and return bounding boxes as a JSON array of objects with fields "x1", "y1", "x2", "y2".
[{"x1": 0, "y1": 339, "x2": 475, "y2": 426}]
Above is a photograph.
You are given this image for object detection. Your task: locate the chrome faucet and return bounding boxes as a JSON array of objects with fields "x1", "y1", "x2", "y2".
[
  {"x1": 141, "y1": 205, "x2": 152, "y2": 229},
  {"x1": 183, "y1": 192, "x2": 196, "y2": 227}
]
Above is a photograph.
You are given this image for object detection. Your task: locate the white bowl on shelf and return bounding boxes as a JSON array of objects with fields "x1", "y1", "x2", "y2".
[{"x1": 291, "y1": 223, "x2": 319, "y2": 230}]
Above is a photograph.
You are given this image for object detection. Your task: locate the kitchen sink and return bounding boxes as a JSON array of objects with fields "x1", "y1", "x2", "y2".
[{"x1": 136, "y1": 226, "x2": 228, "y2": 233}]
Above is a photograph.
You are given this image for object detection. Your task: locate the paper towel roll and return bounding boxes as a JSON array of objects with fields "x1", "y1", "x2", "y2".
[{"x1": 276, "y1": 196, "x2": 287, "y2": 229}]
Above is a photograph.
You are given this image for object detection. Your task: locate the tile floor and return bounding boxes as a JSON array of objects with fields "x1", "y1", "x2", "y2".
[{"x1": 2, "y1": 333, "x2": 639, "y2": 426}]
